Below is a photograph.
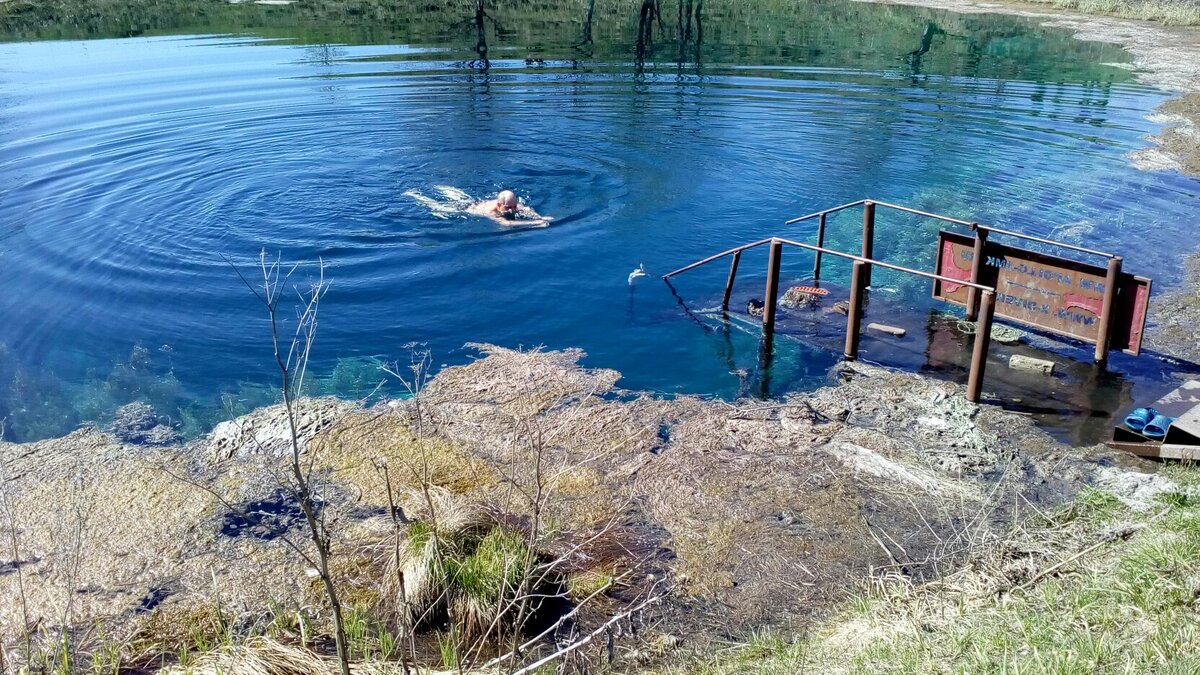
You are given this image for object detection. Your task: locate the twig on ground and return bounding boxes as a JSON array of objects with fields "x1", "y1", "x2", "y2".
[
  {"x1": 510, "y1": 585, "x2": 666, "y2": 675},
  {"x1": 1010, "y1": 507, "x2": 1171, "y2": 594}
]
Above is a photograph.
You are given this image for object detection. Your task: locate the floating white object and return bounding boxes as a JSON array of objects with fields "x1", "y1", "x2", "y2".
[{"x1": 628, "y1": 263, "x2": 647, "y2": 285}]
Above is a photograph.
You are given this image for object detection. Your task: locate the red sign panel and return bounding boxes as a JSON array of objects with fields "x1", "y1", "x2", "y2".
[{"x1": 933, "y1": 231, "x2": 1151, "y2": 355}]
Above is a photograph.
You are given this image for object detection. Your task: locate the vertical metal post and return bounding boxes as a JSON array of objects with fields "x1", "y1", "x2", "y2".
[
  {"x1": 965, "y1": 227, "x2": 988, "y2": 321},
  {"x1": 763, "y1": 239, "x2": 783, "y2": 335},
  {"x1": 722, "y1": 251, "x2": 741, "y2": 311},
  {"x1": 813, "y1": 213, "x2": 826, "y2": 281},
  {"x1": 844, "y1": 260, "x2": 866, "y2": 361},
  {"x1": 1094, "y1": 256, "x2": 1123, "y2": 364},
  {"x1": 861, "y1": 201, "x2": 876, "y2": 286},
  {"x1": 966, "y1": 290, "x2": 995, "y2": 403}
]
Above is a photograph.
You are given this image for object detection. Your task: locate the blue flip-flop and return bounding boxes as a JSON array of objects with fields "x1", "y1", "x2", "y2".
[
  {"x1": 1143, "y1": 414, "x2": 1174, "y2": 439},
  {"x1": 1124, "y1": 407, "x2": 1158, "y2": 432}
]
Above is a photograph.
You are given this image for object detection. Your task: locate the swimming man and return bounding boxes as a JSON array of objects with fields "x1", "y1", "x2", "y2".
[{"x1": 467, "y1": 190, "x2": 552, "y2": 226}]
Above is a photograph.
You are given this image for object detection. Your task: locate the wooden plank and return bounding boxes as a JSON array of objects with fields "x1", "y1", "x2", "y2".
[{"x1": 1158, "y1": 444, "x2": 1200, "y2": 461}]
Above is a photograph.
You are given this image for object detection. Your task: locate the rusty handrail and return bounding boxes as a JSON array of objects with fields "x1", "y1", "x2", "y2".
[
  {"x1": 662, "y1": 238, "x2": 774, "y2": 279},
  {"x1": 971, "y1": 223, "x2": 1115, "y2": 259},
  {"x1": 783, "y1": 199, "x2": 1117, "y2": 260},
  {"x1": 870, "y1": 200, "x2": 976, "y2": 227},
  {"x1": 662, "y1": 233, "x2": 1000, "y2": 404},
  {"x1": 773, "y1": 238, "x2": 995, "y2": 292},
  {"x1": 663, "y1": 234, "x2": 996, "y2": 292},
  {"x1": 783, "y1": 199, "x2": 868, "y2": 225}
]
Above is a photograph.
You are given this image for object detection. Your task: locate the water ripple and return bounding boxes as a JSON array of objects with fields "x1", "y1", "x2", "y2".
[{"x1": 0, "y1": 33, "x2": 1196, "y2": 442}]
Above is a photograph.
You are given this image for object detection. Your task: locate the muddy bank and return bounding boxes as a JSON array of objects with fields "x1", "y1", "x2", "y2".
[
  {"x1": 0, "y1": 345, "x2": 1158, "y2": 670},
  {"x1": 1145, "y1": 252, "x2": 1200, "y2": 363}
]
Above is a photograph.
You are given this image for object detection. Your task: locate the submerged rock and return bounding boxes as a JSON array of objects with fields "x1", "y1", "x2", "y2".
[
  {"x1": 780, "y1": 285, "x2": 828, "y2": 309},
  {"x1": 110, "y1": 401, "x2": 179, "y2": 445},
  {"x1": 207, "y1": 397, "x2": 356, "y2": 461}
]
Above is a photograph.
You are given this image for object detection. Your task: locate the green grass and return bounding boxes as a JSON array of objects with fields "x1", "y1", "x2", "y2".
[
  {"x1": 449, "y1": 528, "x2": 531, "y2": 608},
  {"x1": 668, "y1": 468, "x2": 1200, "y2": 674}
]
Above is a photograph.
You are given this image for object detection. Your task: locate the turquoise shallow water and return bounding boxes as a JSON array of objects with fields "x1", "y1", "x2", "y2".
[{"x1": 0, "y1": 0, "x2": 1198, "y2": 442}]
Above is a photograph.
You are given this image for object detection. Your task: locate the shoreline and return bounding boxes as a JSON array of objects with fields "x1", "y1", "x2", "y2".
[
  {"x1": 0, "y1": 1, "x2": 1199, "y2": 670},
  {"x1": 0, "y1": 345, "x2": 1159, "y2": 672},
  {"x1": 855, "y1": 0, "x2": 1200, "y2": 177}
]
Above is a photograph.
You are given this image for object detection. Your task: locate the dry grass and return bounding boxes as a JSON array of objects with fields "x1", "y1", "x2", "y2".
[
  {"x1": 423, "y1": 343, "x2": 621, "y2": 419},
  {"x1": 0, "y1": 428, "x2": 224, "y2": 652},
  {"x1": 1025, "y1": 0, "x2": 1200, "y2": 25},
  {"x1": 0, "y1": 345, "x2": 1112, "y2": 672},
  {"x1": 669, "y1": 474, "x2": 1200, "y2": 674},
  {"x1": 158, "y1": 636, "x2": 430, "y2": 675},
  {"x1": 310, "y1": 410, "x2": 498, "y2": 506},
  {"x1": 669, "y1": 520, "x2": 739, "y2": 595}
]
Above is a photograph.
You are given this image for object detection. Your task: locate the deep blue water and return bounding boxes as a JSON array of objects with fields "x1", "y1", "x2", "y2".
[{"x1": 1, "y1": 1, "x2": 1198, "y2": 443}]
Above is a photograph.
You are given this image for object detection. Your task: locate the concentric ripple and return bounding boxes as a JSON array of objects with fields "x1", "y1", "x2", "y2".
[{"x1": 0, "y1": 6, "x2": 1198, "y2": 442}]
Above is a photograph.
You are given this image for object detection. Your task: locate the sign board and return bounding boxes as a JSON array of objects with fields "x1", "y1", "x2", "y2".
[{"x1": 933, "y1": 231, "x2": 1151, "y2": 355}]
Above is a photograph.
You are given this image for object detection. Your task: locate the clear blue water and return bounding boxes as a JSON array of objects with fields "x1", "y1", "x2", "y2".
[{"x1": 1, "y1": 0, "x2": 1198, "y2": 442}]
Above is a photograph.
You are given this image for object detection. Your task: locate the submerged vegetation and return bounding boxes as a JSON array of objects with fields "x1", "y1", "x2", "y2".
[{"x1": 0, "y1": 341, "x2": 388, "y2": 443}]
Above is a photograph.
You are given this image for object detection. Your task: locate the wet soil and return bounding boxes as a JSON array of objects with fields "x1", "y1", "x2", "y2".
[{"x1": 1145, "y1": 252, "x2": 1200, "y2": 363}]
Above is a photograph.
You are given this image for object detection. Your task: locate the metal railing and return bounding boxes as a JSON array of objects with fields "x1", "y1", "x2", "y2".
[
  {"x1": 775, "y1": 199, "x2": 1119, "y2": 363},
  {"x1": 660, "y1": 198, "x2": 1128, "y2": 403},
  {"x1": 663, "y1": 234, "x2": 998, "y2": 403}
]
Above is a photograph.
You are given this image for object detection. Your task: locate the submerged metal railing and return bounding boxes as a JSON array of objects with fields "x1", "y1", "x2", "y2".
[
  {"x1": 664, "y1": 199, "x2": 1128, "y2": 395},
  {"x1": 774, "y1": 200, "x2": 1124, "y2": 362},
  {"x1": 663, "y1": 231, "x2": 998, "y2": 403},
  {"x1": 663, "y1": 198, "x2": 1135, "y2": 403}
]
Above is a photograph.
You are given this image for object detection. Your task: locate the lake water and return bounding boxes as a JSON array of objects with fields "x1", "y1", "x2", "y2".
[{"x1": 1, "y1": 0, "x2": 1197, "y2": 443}]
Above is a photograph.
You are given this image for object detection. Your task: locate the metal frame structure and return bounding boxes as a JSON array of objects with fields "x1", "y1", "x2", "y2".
[
  {"x1": 783, "y1": 200, "x2": 1124, "y2": 362},
  {"x1": 662, "y1": 198, "x2": 1132, "y2": 403}
]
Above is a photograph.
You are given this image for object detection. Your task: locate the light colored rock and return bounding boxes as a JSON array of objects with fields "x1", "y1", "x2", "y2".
[
  {"x1": 1009, "y1": 354, "x2": 1056, "y2": 375},
  {"x1": 1093, "y1": 467, "x2": 1181, "y2": 510},
  {"x1": 867, "y1": 323, "x2": 906, "y2": 337},
  {"x1": 206, "y1": 397, "x2": 356, "y2": 462}
]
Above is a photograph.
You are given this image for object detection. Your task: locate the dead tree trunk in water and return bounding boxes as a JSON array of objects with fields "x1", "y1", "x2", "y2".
[
  {"x1": 634, "y1": 0, "x2": 660, "y2": 71},
  {"x1": 675, "y1": 0, "x2": 703, "y2": 67},
  {"x1": 578, "y1": 0, "x2": 596, "y2": 47},
  {"x1": 473, "y1": 0, "x2": 490, "y2": 69}
]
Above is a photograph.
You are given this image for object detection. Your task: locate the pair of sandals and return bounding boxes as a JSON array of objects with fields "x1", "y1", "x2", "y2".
[{"x1": 1124, "y1": 407, "x2": 1174, "y2": 439}]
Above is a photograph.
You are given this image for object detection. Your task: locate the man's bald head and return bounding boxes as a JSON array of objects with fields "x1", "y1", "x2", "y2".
[{"x1": 496, "y1": 190, "x2": 519, "y2": 213}]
